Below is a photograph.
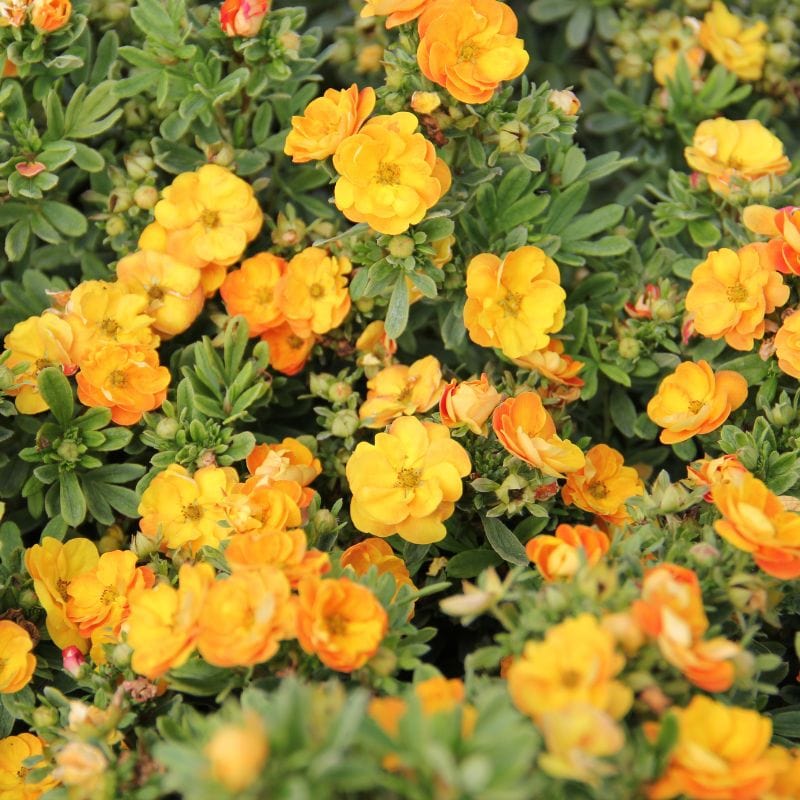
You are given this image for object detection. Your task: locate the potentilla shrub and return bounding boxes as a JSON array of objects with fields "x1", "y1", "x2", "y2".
[{"x1": 0, "y1": 0, "x2": 800, "y2": 798}]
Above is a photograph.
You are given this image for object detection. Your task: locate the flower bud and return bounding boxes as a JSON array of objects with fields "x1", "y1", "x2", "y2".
[
  {"x1": 311, "y1": 508, "x2": 338, "y2": 537},
  {"x1": 155, "y1": 416, "x2": 180, "y2": 440},
  {"x1": 439, "y1": 374, "x2": 502, "y2": 435},
  {"x1": 367, "y1": 646, "x2": 397, "y2": 677},
  {"x1": 548, "y1": 89, "x2": 581, "y2": 116},
  {"x1": 109, "y1": 187, "x2": 133, "y2": 213},
  {"x1": 31, "y1": 0, "x2": 72, "y2": 33},
  {"x1": 651, "y1": 298, "x2": 676, "y2": 321},
  {"x1": 496, "y1": 120, "x2": 529, "y2": 154},
  {"x1": 688, "y1": 542, "x2": 720, "y2": 565},
  {"x1": 133, "y1": 185, "x2": 159, "y2": 210},
  {"x1": 330, "y1": 409, "x2": 359, "y2": 438},
  {"x1": 123, "y1": 153, "x2": 155, "y2": 180},
  {"x1": 57, "y1": 441, "x2": 80, "y2": 462},
  {"x1": 327, "y1": 381, "x2": 353, "y2": 404},
  {"x1": 205, "y1": 713, "x2": 269, "y2": 792},
  {"x1": 411, "y1": 91, "x2": 442, "y2": 115},
  {"x1": 105, "y1": 215, "x2": 127, "y2": 237},
  {"x1": 207, "y1": 141, "x2": 235, "y2": 167},
  {"x1": 357, "y1": 43, "x2": 383, "y2": 73},
  {"x1": 32, "y1": 705, "x2": 59, "y2": 729},
  {"x1": 0, "y1": 365, "x2": 15, "y2": 391},
  {"x1": 131, "y1": 531, "x2": 159, "y2": 559},
  {"x1": 618, "y1": 337, "x2": 641, "y2": 360},
  {"x1": 53, "y1": 742, "x2": 107, "y2": 791},
  {"x1": 98, "y1": 524, "x2": 125, "y2": 554},
  {"x1": 62, "y1": 646, "x2": 86, "y2": 677},
  {"x1": 766, "y1": 397, "x2": 796, "y2": 427},
  {"x1": 19, "y1": 588, "x2": 39, "y2": 610},
  {"x1": 110, "y1": 642, "x2": 132, "y2": 669},
  {"x1": 219, "y1": 0, "x2": 270, "y2": 37},
  {"x1": 388, "y1": 235, "x2": 415, "y2": 259}
]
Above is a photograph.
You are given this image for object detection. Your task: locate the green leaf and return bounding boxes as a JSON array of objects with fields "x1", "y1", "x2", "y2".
[
  {"x1": 41, "y1": 201, "x2": 88, "y2": 237},
  {"x1": 384, "y1": 277, "x2": 409, "y2": 340},
  {"x1": 37, "y1": 367, "x2": 74, "y2": 425},
  {"x1": 565, "y1": 1, "x2": 592, "y2": 48},
  {"x1": 598, "y1": 362, "x2": 632, "y2": 387},
  {"x1": 529, "y1": 0, "x2": 577, "y2": 22},
  {"x1": 563, "y1": 204, "x2": 624, "y2": 241},
  {"x1": 482, "y1": 516, "x2": 528, "y2": 566},
  {"x1": 72, "y1": 143, "x2": 105, "y2": 172},
  {"x1": 568, "y1": 235, "x2": 631, "y2": 257},
  {"x1": 610, "y1": 386, "x2": 637, "y2": 437},
  {"x1": 5, "y1": 220, "x2": 30, "y2": 261},
  {"x1": 671, "y1": 438, "x2": 697, "y2": 461},
  {"x1": 59, "y1": 471, "x2": 86, "y2": 527},
  {"x1": 446, "y1": 549, "x2": 503, "y2": 579},
  {"x1": 561, "y1": 147, "x2": 587, "y2": 186},
  {"x1": 688, "y1": 219, "x2": 721, "y2": 248}
]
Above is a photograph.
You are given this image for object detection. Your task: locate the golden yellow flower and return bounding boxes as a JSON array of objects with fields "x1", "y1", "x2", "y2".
[
  {"x1": 0, "y1": 621, "x2": 36, "y2": 694},
  {"x1": 417, "y1": 0, "x2": 529, "y2": 105},
  {"x1": 222, "y1": 483, "x2": 302, "y2": 536},
  {"x1": 526, "y1": 524, "x2": 610, "y2": 582},
  {"x1": 410, "y1": 91, "x2": 441, "y2": 115},
  {"x1": 359, "y1": 355, "x2": 445, "y2": 429},
  {"x1": 0, "y1": 733, "x2": 58, "y2": 800},
  {"x1": 285, "y1": 84, "x2": 376, "y2": 163},
  {"x1": 742, "y1": 204, "x2": 800, "y2": 276},
  {"x1": 507, "y1": 613, "x2": 632, "y2": 721},
  {"x1": 439, "y1": 373, "x2": 503, "y2": 435},
  {"x1": 464, "y1": 246, "x2": 566, "y2": 359},
  {"x1": 205, "y1": 713, "x2": 269, "y2": 792},
  {"x1": 25, "y1": 537, "x2": 99, "y2": 652},
  {"x1": 346, "y1": 415, "x2": 471, "y2": 544},
  {"x1": 653, "y1": 39, "x2": 705, "y2": 86},
  {"x1": 333, "y1": 112, "x2": 450, "y2": 235},
  {"x1": 360, "y1": 0, "x2": 432, "y2": 28},
  {"x1": 775, "y1": 310, "x2": 800, "y2": 380},
  {"x1": 685, "y1": 118, "x2": 790, "y2": 196},
  {"x1": 646, "y1": 360, "x2": 748, "y2": 445},
  {"x1": 699, "y1": 1, "x2": 767, "y2": 81},
  {"x1": 513, "y1": 340, "x2": 584, "y2": 388},
  {"x1": 340, "y1": 538, "x2": 415, "y2": 594},
  {"x1": 766, "y1": 747, "x2": 800, "y2": 800},
  {"x1": 686, "y1": 453, "x2": 749, "y2": 500}
]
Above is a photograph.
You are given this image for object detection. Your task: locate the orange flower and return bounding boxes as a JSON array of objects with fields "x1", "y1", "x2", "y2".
[
  {"x1": 260, "y1": 322, "x2": 315, "y2": 376},
  {"x1": 223, "y1": 482, "x2": 302, "y2": 536},
  {"x1": 685, "y1": 245, "x2": 788, "y2": 351},
  {"x1": 355, "y1": 320, "x2": 397, "y2": 376},
  {"x1": 526, "y1": 524, "x2": 610, "y2": 581},
  {"x1": 712, "y1": 473, "x2": 800, "y2": 579},
  {"x1": 246, "y1": 438, "x2": 321, "y2": 508},
  {"x1": 767, "y1": 747, "x2": 800, "y2": 800},
  {"x1": 775, "y1": 311, "x2": 800, "y2": 379},
  {"x1": 439, "y1": 373, "x2": 503, "y2": 435},
  {"x1": 219, "y1": 252, "x2": 287, "y2": 336},
  {"x1": 417, "y1": 0, "x2": 529, "y2": 105},
  {"x1": 646, "y1": 360, "x2": 748, "y2": 445},
  {"x1": 658, "y1": 636, "x2": 740, "y2": 693},
  {"x1": 0, "y1": 621, "x2": 36, "y2": 694},
  {"x1": 340, "y1": 538, "x2": 415, "y2": 593},
  {"x1": 205, "y1": 713, "x2": 269, "y2": 793},
  {"x1": 562, "y1": 444, "x2": 644, "y2": 524},
  {"x1": 219, "y1": 0, "x2": 269, "y2": 37},
  {"x1": 76, "y1": 343, "x2": 170, "y2": 425},
  {"x1": 360, "y1": 0, "x2": 432, "y2": 28},
  {"x1": 296, "y1": 577, "x2": 388, "y2": 672},
  {"x1": 359, "y1": 355, "x2": 445, "y2": 428},
  {"x1": 514, "y1": 340, "x2": 585, "y2": 388},
  {"x1": 30, "y1": 0, "x2": 70, "y2": 32},
  {"x1": 492, "y1": 392, "x2": 585, "y2": 478},
  {"x1": 686, "y1": 454, "x2": 748, "y2": 501},
  {"x1": 743, "y1": 205, "x2": 800, "y2": 275},
  {"x1": 285, "y1": 84, "x2": 376, "y2": 163}
]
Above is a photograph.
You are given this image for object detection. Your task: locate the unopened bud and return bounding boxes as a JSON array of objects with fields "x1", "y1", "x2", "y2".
[
  {"x1": 57, "y1": 441, "x2": 80, "y2": 462},
  {"x1": 124, "y1": 153, "x2": 155, "y2": 181},
  {"x1": 155, "y1": 417, "x2": 180, "y2": 440},
  {"x1": 651, "y1": 299, "x2": 676, "y2": 321},
  {"x1": 109, "y1": 188, "x2": 133, "y2": 213},
  {"x1": 311, "y1": 509, "x2": 337, "y2": 537},
  {"x1": 618, "y1": 337, "x2": 641, "y2": 360},
  {"x1": 0, "y1": 366, "x2": 15, "y2": 391},
  {"x1": 330, "y1": 409, "x2": 359, "y2": 438},
  {"x1": 688, "y1": 542, "x2": 719, "y2": 565},
  {"x1": 62, "y1": 646, "x2": 86, "y2": 678},
  {"x1": 133, "y1": 185, "x2": 158, "y2": 210},
  {"x1": 105, "y1": 215, "x2": 127, "y2": 237},
  {"x1": 367, "y1": 647, "x2": 397, "y2": 676},
  {"x1": 32, "y1": 706, "x2": 59, "y2": 728},
  {"x1": 327, "y1": 381, "x2": 352, "y2": 404},
  {"x1": 388, "y1": 235, "x2": 415, "y2": 259}
]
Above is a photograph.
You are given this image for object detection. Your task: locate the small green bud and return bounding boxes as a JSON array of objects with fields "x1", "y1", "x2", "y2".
[
  {"x1": 309, "y1": 373, "x2": 336, "y2": 397},
  {"x1": 766, "y1": 398, "x2": 796, "y2": 427},
  {"x1": 618, "y1": 337, "x2": 641, "y2": 360},
  {"x1": 368, "y1": 647, "x2": 398, "y2": 677},
  {"x1": 133, "y1": 185, "x2": 159, "y2": 210},
  {"x1": 124, "y1": 153, "x2": 155, "y2": 181},
  {"x1": 327, "y1": 381, "x2": 353, "y2": 404},
  {"x1": 311, "y1": 509, "x2": 338, "y2": 537},
  {"x1": 111, "y1": 642, "x2": 132, "y2": 669},
  {"x1": 330, "y1": 409, "x2": 359, "y2": 438},
  {"x1": 109, "y1": 188, "x2": 133, "y2": 213},
  {"x1": 19, "y1": 588, "x2": 39, "y2": 610},
  {"x1": 32, "y1": 706, "x2": 59, "y2": 729},
  {"x1": 105, "y1": 215, "x2": 127, "y2": 237},
  {"x1": 0, "y1": 365, "x2": 15, "y2": 391},
  {"x1": 156, "y1": 417, "x2": 180, "y2": 440},
  {"x1": 651, "y1": 299, "x2": 676, "y2": 321},
  {"x1": 388, "y1": 235, "x2": 415, "y2": 258},
  {"x1": 355, "y1": 297, "x2": 374, "y2": 313},
  {"x1": 57, "y1": 441, "x2": 81, "y2": 462}
]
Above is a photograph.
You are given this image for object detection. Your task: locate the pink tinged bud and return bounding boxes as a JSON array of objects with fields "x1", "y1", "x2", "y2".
[
  {"x1": 219, "y1": 0, "x2": 270, "y2": 37},
  {"x1": 16, "y1": 161, "x2": 47, "y2": 178},
  {"x1": 681, "y1": 316, "x2": 696, "y2": 345},
  {"x1": 62, "y1": 646, "x2": 86, "y2": 676}
]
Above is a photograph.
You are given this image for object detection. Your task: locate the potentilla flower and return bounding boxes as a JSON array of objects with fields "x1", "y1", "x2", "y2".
[
  {"x1": 0, "y1": 621, "x2": 36, "y2": 694},
  {"x1": 686, "y1": 454, "x2": 748, "y2": 500},
  {"x1": 0, "y1": 733, "x2": 58, "y2": 799},
  {"x1": 0, "y1": 1, "x2": 31, "y2": 27},
  {"x1": 52, "y1": 741, "x2": 107, "y2": 791},
  {"x1": 219, "y1": 0, "x2": 269, "y2": 37},
  {"x1": 698, "y1": 1, "x2": 767, "y2": 81},
  {"x1": 464, "y1": 246, "x2": 566, "y2": 359},
  {"x1": 296, "y1": 576, "x2": 388, "y2": 672},
  {"x1": 492, "y1": 392, "x2": 585, "y2": 478},
  {"x1": 646, "y1": 696, "x2": 775, "y2": 800},
  {"x1": 30, "y1": 0, "x2": 70, "y2": 32},
  {"x1": 562, "y1": 444, "x2": 644, "y2": 524},
  {"x1": 712, "y1": 473, "x2": 800, "y2": 580},
  {"x1": 223, "y1": 482, "x2": 302, "y2": 535},
  {"x1": 284, "y1": 84, "x2": 376, "y2": 163},
  {"x1": 346, "y1": 415, "x2": 471, "y2": 545},
  {"x1": 416, "y1": 0, "x2": 529, "y2": 105},
  {"x1": 767, "y1": 747, "x2": 800, "y2": 800},
  {"x1": 220, "y1": 252, "x2": 286, "y2": 336},
  {"x1": 646, "y1": 360, "x2": 748, "y2": 444},
  {"x1": 333, "y1": 112, "x2": 451, "y2": 235},
  {"x1": 685, "y1": 245, "x2": 788, "y2": 351},
  {"x1": 547, "y1": 89, "x2": 581, "y2": 116},
  {"x1": 653, "y1": 27, "x2": 704, "y2": 86},
  {"x1": 245, "y1": 438, "x2": 322, "y2": 508},
  {"x1": 743, "y1": 205, "x2": 800, "y2": 275},
  {"x1": 624, "y1": 283, "x2": 660, "y2": 319},
  {"x1": 259, "y1": 321, "x2": 315, "y2": 376},
  {"x1": 685, "y1": 118, "x2": 790, "y2": 196},
  {"x1": 360, "y1": 0, "x2": 432, "y2": 28},
  {"x1": 204, "y1": 713, "x2": 269, "y2": 792},
  {"x1": 439, "y1": 373, "x2": 503, "y2": 435},
  {"x1": 340, "y1": 538, "x2": 415, "y2": 596},
  {"x1": 355, "y1": 320, "x2": 397, "y2": 376},
  {"x1": 773, "y1": 310, "x2": 800, "y2": 381},
  {"x1": 359, "y1": 355, "x2": 445, "y2": 428},
  {"x1": 526, "y1": 524, "x2": 610, "y2": 582}
]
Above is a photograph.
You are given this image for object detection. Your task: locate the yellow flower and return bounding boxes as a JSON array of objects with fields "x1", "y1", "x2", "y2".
[
  {"x1": 686, "y1": 245, "x2": 788, "y2": 351},
  {"x1": 646, "y1": 360, "x2": 748, "y2": 445},
  {"x1": 647, "y1": 696, "x2": 775, "y2": 800},
  {"x1": 52, "y1": 742, "x2": 106, "y2": 793},
  {"x1": 333, "y1": 112, "x2": 450, "y2": 235},
  {"x1": 340, "y1": 538, "x2": 415, "y2": 595},
  {"x1": 464, "y1": 246, "x2": 566, "y2": 358},
  {"x1": 153, "y1": 165, "x2": 262, "y2": 266},
  {"x1": 197, "y1": 567, "x2": 295, "y2": 667},
  {"x1": 126, "y1": 562, "x2": 215, "y2": 679},
  {"x1": 513, "y1": 340, "x2": 585, "y2": 389},
  {"x1": 686, "y1": 453, "x2": 748, "y2": 500},
  {"x1": 25, "y1": 537, "x2": 99, "y2": 652},
  {"x1": 699, "y1": 1, "x2": 767, "y2": 81},
  {"x1": 205, "y1": 713, "x2": 269, "y2": 792},
  {"x1": 356, "y1": 43, "x2": 383, "y2": 73},
  {"x1": 506, "y1": 613, "x2": 632, "y2": 721},
  {"x1": 685, "y1": 118, "x2": 790, "y2": 196},
  {"x1": 3, "y1": 313, "x2": 75, "y2": 414},
  {"x1": 138, "y1": 464, "x2": 239, "y2": 555},
  {"x1": 245, "y1": 438, "x2": 322, "y2": 508},
  {"x1": 0, "y1": 621, "x2": 36, "y2": 694},
  {"x1": 0, "y1": 733, "x2": 58, "y2": 800},
  {"x1": 285, "y1": 84, "x2": 376, "y2": 163},
  {"x1": 410, "y1": 91, "x2": 441, "y2": 115},
  {"x1": 775, "y1": 310, "x2": 800, "y2": 380},
  {"x1": 360, "y1": 0, "x2": 432, "y2": 28},
  {"x1": 653, "y1": 28, "x2": 705, "y2": 86},
  {"x1": 346, "y1": 416, "x2": 471, "y2": 544},
  {"x1": 526, "y1": 524, "x2": 610, "y2": 582},
  {"x1": 766, "y1": 747, "x2": 800, "y2": 800},
  {"x1": 439, "y1": 373, "x2": 503, "y2": 435},
  {"x1": 359, "y1": 355, "x2": 445, "y2": 429}
]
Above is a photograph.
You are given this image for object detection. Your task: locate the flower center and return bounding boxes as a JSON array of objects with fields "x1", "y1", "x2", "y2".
[
  {"x1": 561, "y1": 668, "x2": 582, "y2": 688},
  {"x1": 458, "y1": 41, "x2": 481, "y2": 63},
  {"x1": 257, "y1": 288, "x2": 274, "y2": 305},
  {"x1": 182, "y1": 501, "x2": 202, "y2": 521},
  {"x1": 395, "y1": 467, "x2": 421, "y2": 490},
  {"x1": 688, "y1": 399, "x2": 704, "y2": 414},
  {"x1": 326, "y1": 614, "x2": 348, "y2": 636},
  {"x1": 35, "y1": 357, "x2": 52, "y2": 373},
  {"x1": 587, "y1": 481, "x2": 609, "y2": 499},
  {"x1": 726, "y1": 283, "x2": 748, "y2": 304},
  {"x1": 499, "y1": 292, "x2": 523, "y2": 317},
  {"x1": 108, "y1": 369, "x2": 127, "y2": 388},
  {"x1": 376, "y1": 162, "x2": 401, "y2": 186},
  {"x1": 57, "y1": 578, "x2": 70, "y2": 601},
  {"x1": 100, "y1": 317, "x2": 120, "y2": 337},
  {"x1": 100, "y1": 586, "x2": 118, "y2": 605},
  {"x1": 309, "y1": 283, "x2": 324, "y2": 299},
  {"x1": 147, "y1": 285, "x2": 164, "y2": 301},
  {"x1": 201, "y1": 209, "x2": 220, "y2": 229},
  {"x1": 288, "y1": 334, "x2": 305, "y2": 350}
]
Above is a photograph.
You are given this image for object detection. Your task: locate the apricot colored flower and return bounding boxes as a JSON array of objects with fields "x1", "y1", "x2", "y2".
[
  {"x1": 346, "y1": 416, "x2": 471, "y2": 544},
  {"x1": 526, "y1": 524, "x2": 610, "y2": 582},
  {"x1": 775, "y1": 311, "x2": 800, "y2": 380},
  {"x1": 333, "y1": 112, "x2": 450, "y2": 235},
  {"x1": 685, "y1": 245, "x2": 788, "y2": 351},
  {"x1": 646, "y1": 360, "x2": 748, "y2": 445},
  {"x1": 260, "y1": 322, "x2": 315, "y2": 376},
  {"x1": 76, "y1": 343, "x2": 170, "y2": 425},
  {"x1": 712, "y1": 473, "x2": 800, "y2": 579},
  {"x1": 685, "y1": 118, "x2": 790, "y2": 196},
  {"x1": 548, "y1": 89, "x2": 581, "y2": 116},
  {"x1": 439, "y1": 373, "x2": 502, "y2": 435},
  {"x1": 360, "y1": 0, "x2": 431, "y2": 28},
  {"x1": 766, "y1": 747, "x2": 800, "y2": 800},
  {"x1": 138, "y1": 464, "x2": 239, "y2": 554},
  {"x1": 3, "y1": 313, "x2": 75, "y2": 414},
  {"x1": 116, "y1": 249, "x2": 204, "y2": 338},
  {"x1": 285, "y1": 84, "x2": 376, "y2": 163},
  {"x1": 279, "y1": 247, "x2": 351, "y2": 337},
  {"x1": 246, "y1": 438, "x2": 321, "y2": 507},
  {"x1": 340, "y1": 538, "x2": 415, "y2": 593},
  {"x1": 219, "y1": 0, "x2": 269, "y2": 37},
  {"x1": 686, "y1": 454, "x2": 748, "y2": 501},
  {"x1": 51, "y1": 742, "x2": 106, "y2": 791},
  {"x1": 647, "y1": 696, "x2": 774, "y2": 800},
  {"x1": 126, "y1": 562, "x2": 215, "y2": 679},
  {"x1": 220, "y1": 252, "x2": 286, "y2": 336},
  {"x1": 0, "y1": 621, "x2": 36, "y2": 694},
  {"x1": 296, "y1": 576, "x2": 388, "y2": 672},
  {"x1": 0, "y1": 733, "x2": 58, "y2": 799},
  {"x1": 699, "y1": 1, "x2": 767, "y2": 81},
  {"x1": 507, "y1": 613, "x2": 633, "y2": 721},
  {"x1": 359, "y1": 355, "x2": 445, "y2": 428},
  {"x1": 562, "y1": 444, "x2": 644, "y2": 525},
  {"x1": 514, "y1": 340, "x2": 584, "y2": 389},
  {"x1": 355, "y1": 320, "x2": 397, "y2": 376},
  {"x1": 154, "y1": 165, "x2": 263, "y2": 267},
  {"x1": 197, "y1": 567, "x2": 294, "y2": 667},
  {"x1": 223, "y1": 483, "x2": 302, "y2": 535},
  {"x1": 205, "y1": 713, "x2": 269, "y2": 792},
  {"x1": 464, "y1": 246, "x2": 566, "y2": 359},
  {"x1": 0, "y1": 1, "x2": 30, "y2": 27},
  {"x1": 417, "y1": 0, "x2": 529, "y2": 105},
  {"x1": 66, "y1": 550, "x2": 154, "y2": 641},
  {"x1": 25, "y1": 537, "x2": 99, "y2": 652},
  {"x1": 660, "y1": 636, "x2": 741, "y2": 693},
  {"x1": 30, "y1": 0, "x2": 70, "y2": 32},
  {"x1": 492, "y1": 392, "x2": 585, "y2": 478},
  {"x1": 743, "y1": 205, "x2": 800, "y2": 276}
]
